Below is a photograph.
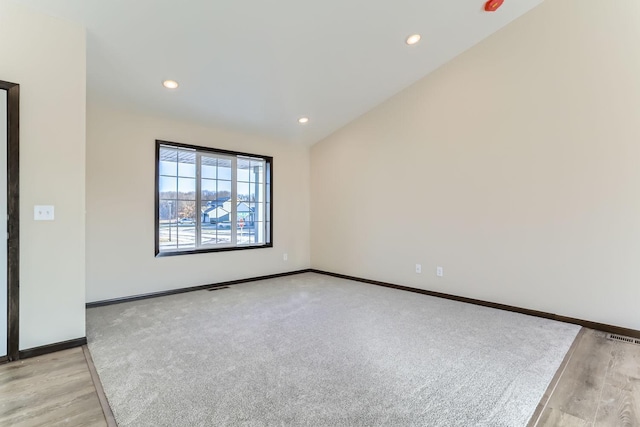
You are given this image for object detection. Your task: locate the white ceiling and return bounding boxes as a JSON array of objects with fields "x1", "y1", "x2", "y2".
[{"x1": 14, "y1": 0, "x2": 542, "y2": 145}]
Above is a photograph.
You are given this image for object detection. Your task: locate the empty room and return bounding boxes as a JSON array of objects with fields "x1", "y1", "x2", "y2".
[{"x1": 1, "y1": 0, "x2": 639, "y2": 426}]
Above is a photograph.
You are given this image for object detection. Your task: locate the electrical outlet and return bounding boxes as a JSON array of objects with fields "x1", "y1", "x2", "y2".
[
  {"x1": 436, "y1": 266, "x2": 444, "y2": 277},
  {"x1": 415, "y1": 264, "x2": 422, "y2": 274},
  {"x1": 34, "y1": 205, "x2": 55, "y2": 221},
  {"x1": 283, "y1": 253, "x2": 288, "y2": 261}
]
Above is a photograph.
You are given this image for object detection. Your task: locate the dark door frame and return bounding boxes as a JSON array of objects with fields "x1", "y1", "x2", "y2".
[{"x1": 1, "y1": 80, "x2": 20, "y2": 362}]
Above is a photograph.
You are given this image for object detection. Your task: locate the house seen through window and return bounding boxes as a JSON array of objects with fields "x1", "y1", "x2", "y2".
[{"x1": 156, "y1": 141, "x2": 272, "y2": 256}]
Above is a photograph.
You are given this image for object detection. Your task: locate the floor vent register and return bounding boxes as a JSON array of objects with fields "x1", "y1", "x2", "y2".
[
  {"x1": 206, "y1": 286, "x2": 230, "y2": 292},
  {"x1": 606, "y1": 333, "x2": 640, "y2": 346}
]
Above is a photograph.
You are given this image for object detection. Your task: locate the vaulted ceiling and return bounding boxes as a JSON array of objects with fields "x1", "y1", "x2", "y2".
[{"x1": 14, "y1": 0, "x2": 542, "y2": 145}]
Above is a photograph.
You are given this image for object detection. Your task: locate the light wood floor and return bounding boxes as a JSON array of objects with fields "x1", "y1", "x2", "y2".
[
  {"x1": 532, "y1": 328, "x2": 640, "y2": 426},
  {"x1": 0, "y1": 328, "x2": 638, "y2": 426},
  {"x1": 0, "y1": 347, "x2": 107, "y2": 427}
]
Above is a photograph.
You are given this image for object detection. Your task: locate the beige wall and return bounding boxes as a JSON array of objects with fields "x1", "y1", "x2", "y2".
[
  {"x1": 86, "y1": 103, "x2": 310, "y2": 303},
  {"x1": 311, "y1": 0, "x2": 640, "y2": 330},
  {"x1": 0, "y1": 1, "x2": 87, "y2": 349}
]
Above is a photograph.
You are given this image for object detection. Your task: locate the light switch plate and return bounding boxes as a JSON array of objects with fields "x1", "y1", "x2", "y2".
[{"x1": 34, "y1": 205, "x2": 54, "y2": 221}]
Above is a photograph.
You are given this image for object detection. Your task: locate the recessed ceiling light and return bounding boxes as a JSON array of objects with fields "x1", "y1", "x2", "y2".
[
  {"x1": 162, "y1": 80, "x2": 179, "y2": 89},
  {"x1": 406, "y1": 34, "x2": 421, "y2": 45},
  {"x1": 298, "y1": 117, "x2": 310, "y2": 124}
]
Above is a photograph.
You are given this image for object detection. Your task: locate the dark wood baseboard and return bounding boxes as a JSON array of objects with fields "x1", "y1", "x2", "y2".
[
  {"x1": 19, "y1": 337, "x2": 88, "y2": 360},
  {"x1": 84, "y1": 268, "x2": 639, "y2": 339},
  {"x1": 86, "y1": 269, "x2": 313, "y2": 308},
  {"x1": 309, "y1": 269, "x2": 640, "y2": 339}
]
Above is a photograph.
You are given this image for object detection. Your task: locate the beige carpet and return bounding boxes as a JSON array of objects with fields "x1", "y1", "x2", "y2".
[{"x1": 87, "y1": 273, "x2": 580, "y2": 426}]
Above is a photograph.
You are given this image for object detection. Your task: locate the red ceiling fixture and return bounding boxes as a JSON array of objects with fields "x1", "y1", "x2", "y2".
[{"x1": 485, "y1": 0, "x2": 504, "y2": 12}]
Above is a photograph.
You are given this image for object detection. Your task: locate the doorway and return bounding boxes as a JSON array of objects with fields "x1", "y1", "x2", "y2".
[{"x1": 0, "y1": 80, "x2": 19, "y2": 362}]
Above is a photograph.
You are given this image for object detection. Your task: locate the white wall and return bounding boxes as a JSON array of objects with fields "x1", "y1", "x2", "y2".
[
  {"x1": 0, "y1": 1, "x2": 86, "y2": 349},
  {"x1": 311, "y1": 0, "x2": 640, "y2": 330},
  {"x1": 86, "y1": 103, "x2": 310, "y2": 303}
]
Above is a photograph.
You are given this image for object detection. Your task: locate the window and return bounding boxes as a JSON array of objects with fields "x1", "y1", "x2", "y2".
[{"x1": 155, "y1": 140, "x2": 272, "y2": 256}]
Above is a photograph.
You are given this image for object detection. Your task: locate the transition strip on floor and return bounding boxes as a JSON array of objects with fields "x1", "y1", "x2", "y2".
[{"x1": 83, "y1": 345, "x2": 117, "y2": 427}]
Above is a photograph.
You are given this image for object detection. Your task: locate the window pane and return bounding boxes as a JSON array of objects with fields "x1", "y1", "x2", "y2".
[
  {"x1": 200, "y1": 219, "x2": 217, "y2": 246},
  {"x1": 177, "y1": 200, "x2": 196, "y2": 249},
  {"x1": 245, "y1": 203, "x2": 256, "y2": 222},
  {"x1": 160, "y1": 146, "x2": 177, "y2": 157},
  {"x1": 177, "y1": 225, "x2": 196, "y2": 249},
  {"x1": 177, "y1": 200, "x2": 196, "y2": 222},
  {"x1": 253, "y1": 222, "x2": 265, "y2": 244},
  {"x1": 178, "y1": 178, "x2": 196, "y2": 200},
  {"x1": 218, "y1": 160, "x2": 232, "y2": 180},
  {"x1": 159, "y1": 199, "x2": 177, "y2": 221},
  {"x1": 201, "y1": 156, "x2": 217, "y2": 179},
  {"x1": 178, "y1": 150, "x2": 196, "y2": 177},
  {"x1": 159, "y1": 199, "x2": 178, "y2": 250},
  {"x1": 237, "y1": 158, "x2": 251, "y2": 182},
  {"x1": 239, "y1": 221, "x2": 264, "y2": 245},
  {"x1": 237, "y1": 182, "x2": 250, "y2": 201},
  {"x1": 201, "y1": 178, "x2": 217, "y2": 201},
  {"x1": 237, "y1": 201, "x2": 250, "y2": 223},
  {"x1": 249, "y1": 182, "x2": 263, "y2": 203},
  {"x1": 253, "y1": 202, "x2": 265, "y2": 223},
  {"x1": 265, "y1": 221, "x2": 271, "y2": 243},
  {"x1": 250, "y1": 161, "x2": 264, "y2": 183},
  {"x1": 159, "y1": 147, "x2": 178, "y2": 176},
  {"x1": 201, "y1": 201, "x2": 211, "y2": 223},
  {"x1": 217, "y1": 180, "x2": 231, "y2": 198},
  {"x1": 216, "y1": 222, "x2": 232, "y2": 244},
  {"x1": 237, "y1": 169, "x2": 250, "y2": 182},
  {"x1": 159, "y1": 229, "x2": 178, "y2": 250},
  {"x1": 237, "y1": 220, "x2": 253, "y2": 244},
  {"x1": 209, "y1": 206, "x2": 229, "y2": 229},
  {"x1": 159, "y1": 176, "x2": 177, "y2": 198},
  {"x1": 159, "y1": 161, "x2": 177, "y2": 176}
]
